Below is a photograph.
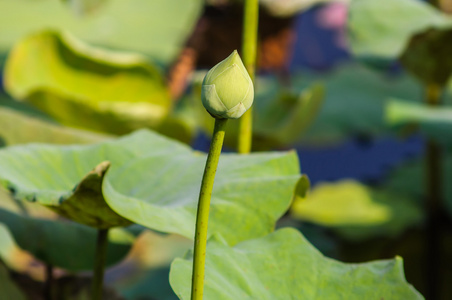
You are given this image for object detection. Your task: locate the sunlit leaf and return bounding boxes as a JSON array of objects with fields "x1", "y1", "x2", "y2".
[
  {"x1": 170, "y1": 228, "x2": 423, "y2": 299},
  {"x1": 4, "y1": 30, "x2": 172, "y2": 136},
  {"x1": 0, "y1": 130, "x2": 300, "y2": 245},
  {"x1": 291, "y1": 180, "x2": 423, "y2": 240},
  {"x1": 292, "y1": 180, "x2": 390, "y2": 225}
]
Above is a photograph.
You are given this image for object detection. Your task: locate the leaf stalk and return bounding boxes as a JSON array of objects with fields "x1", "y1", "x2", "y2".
[
  {"x1": 238, "y1": 0, "x2": 258, "y2": 154},
  {"x1": 91, "y1": 228, "x2": 109, "y2": 300},
  {"x1": 424, "y1": 83, "x2": 442, "y2": 300}
]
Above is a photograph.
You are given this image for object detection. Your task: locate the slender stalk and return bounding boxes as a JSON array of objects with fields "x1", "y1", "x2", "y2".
[
  {"x1": 191, "y1": 118, "x2": 228, "y2": 300},
  {"x1": 43, "y1": 264, "x2": 54, "y2": 300},
  {"x1": 91, "y1": 228, "x2": 109, "y2": 300},
  {"x1": 238, "y1": 0, "x2": 258, "y2": 154},
  {"x1": 424, "y1": 83, "x2": 442, "y2": 300}
]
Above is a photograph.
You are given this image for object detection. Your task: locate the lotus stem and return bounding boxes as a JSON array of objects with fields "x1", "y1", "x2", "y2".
[
  {"x1": 238, "y1": 0, "x2": 258, "y2": 154},
  {"x1": 43, "y1": 264, "x2": 54, "y2": 300},
  {"x1": 191, "y1": 118, "x2": 228, "y2": 300},
  {"x1": 424, "y1": 83, "x2": 442, "y2": 300},
  {"x1": 91, "y1": 228, "x2": 109, "y2": 300}
]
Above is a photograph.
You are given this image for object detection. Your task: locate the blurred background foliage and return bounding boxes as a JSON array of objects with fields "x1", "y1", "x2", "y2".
[{"x1": 0, "y1": 0, "x2": 451, "y2": 299}]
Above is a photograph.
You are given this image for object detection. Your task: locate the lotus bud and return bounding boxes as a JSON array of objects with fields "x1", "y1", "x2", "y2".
[{"x1": 201, "y1": 50, "x2": 254, "y2": 119}]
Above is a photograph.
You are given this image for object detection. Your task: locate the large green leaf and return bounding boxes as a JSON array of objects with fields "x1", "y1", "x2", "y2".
[
  {"x1": 4, "y1": 30, "x2": 172, "y2": 135},
  {"x1": 170, "y1": 228, "x2": 423, "y2": 299},
  {"x1": 0, "y1": 0, "x2": 202, "y2": 65},
  {"x1": 0, "y1": 130, "x2": 300, "y2": 245},
  {"x1": 291, "y1": 180, "x2": 423, "y2": 240},
  {"x1": 0, "y1": 106, "x2": 110, "y2": 147},
  {"x1": 348, "y1": 0, "x2": 452, "y2": 85},
  {"x1": 0, "y1": 189, "x2": 134, "y2": 271}
]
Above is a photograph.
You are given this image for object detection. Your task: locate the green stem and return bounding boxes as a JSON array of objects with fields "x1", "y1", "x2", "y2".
[
  {"x1": 43, "y1": 264, "x2": 54, "y2": 300},
  {"x1": 424, "y1": 83, "x2": 442, "y2": 300},
  {"x1": 191, "y1": 118, "x2": 228, "y2": 300},
  {"x1": 91, "y1": 228, "x2": 109, "y2": 300},
  {"x1": 238, "y1": 0, "x2": 258, "y2": 154}
]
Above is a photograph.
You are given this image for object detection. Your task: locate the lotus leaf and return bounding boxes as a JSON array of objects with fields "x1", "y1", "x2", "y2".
[
  {"x1": 348, "y1": 0, "x2": 452, "y2": 85},
  {"x1": 170, "y1": 228, "x2": 423, "y2": 299},
  {"x1": 0, "y1": 130, "x2": 300, "y2": 245}
]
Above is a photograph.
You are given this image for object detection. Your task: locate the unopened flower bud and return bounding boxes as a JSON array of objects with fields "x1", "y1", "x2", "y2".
[{"x1": 201, "y1": 50, "x2": 254, "y2": 119}]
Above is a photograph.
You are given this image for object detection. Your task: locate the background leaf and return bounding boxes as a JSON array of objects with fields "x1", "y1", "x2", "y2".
[
  {"x1": 0, "y1": 0, "x2": 202, "y2": 65},
  {"x1": 386, "y1": 100, "x2": 452, "y2": 125},
  {"x1": 299, "y1": 64, "x2": 423, "y2": 144},
  {"x1": 385, "y1": 99, "x2": 452, "y2": 148},
  {"x1": 348, "y1": 0, "x2": 452, "y2": 59},
  {"x1": 348, "y1": 0, "x2": 452, "y2": 84},
  {"x1": 170, "y1": 228, "x2": 423, "y2": 300},
  {"x1": 291, "y1": 180, "x2": 423, "y2": 240},
  {"x1": 0, "y1": 106, "x2": 110, "y2": 147},
  {"x1": 292, "y1": 180, "x2": 391, "y2": 225},
  {"x1": 4, "y1": 30, "x2": 172, "y2": 135}
]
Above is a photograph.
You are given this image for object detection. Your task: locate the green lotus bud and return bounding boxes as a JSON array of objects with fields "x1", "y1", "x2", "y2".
[{"x1": 201, "y1": 50, "x2": 254, "y2": 119}]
